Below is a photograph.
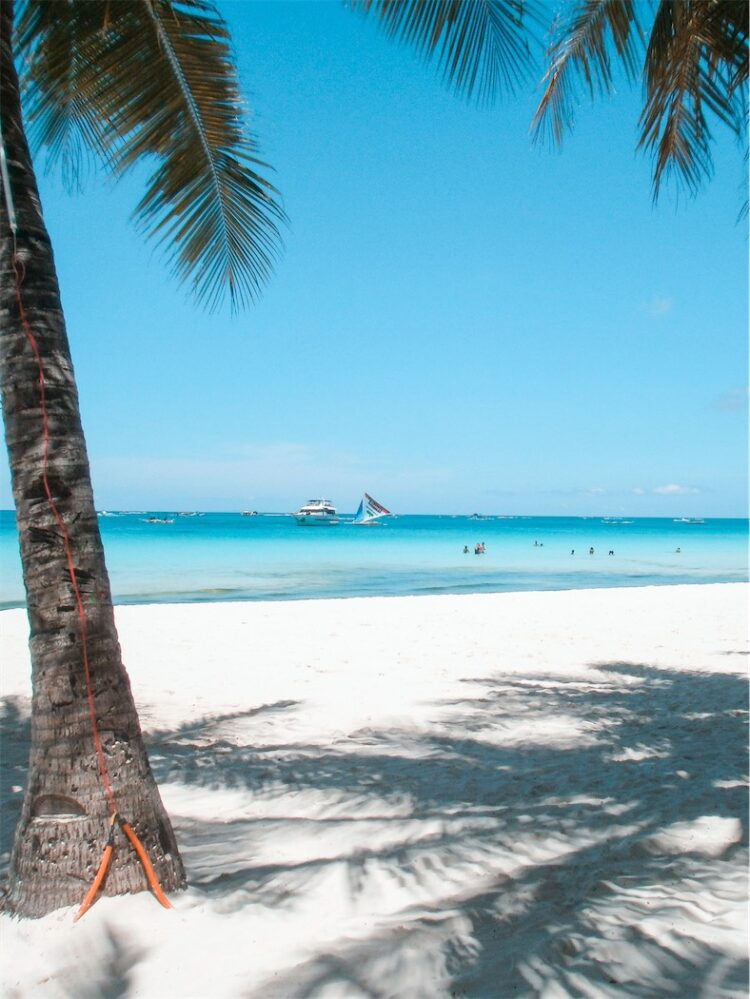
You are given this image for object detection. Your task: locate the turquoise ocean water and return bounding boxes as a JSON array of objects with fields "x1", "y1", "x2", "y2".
[{"x1": 0, "y1": 511, "x2": 746, "y2": 610}]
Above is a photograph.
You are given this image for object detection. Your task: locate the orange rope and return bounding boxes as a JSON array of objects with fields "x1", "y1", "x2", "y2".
[
  {"x1": 120, "y1": 819, "x2": 173, "y2": 909},
  {"x1": 74, "y1": 815, "x2": 172, "y2": 920},
  {"x1": 74, "y1": 814, "x2": 116, "y2": 922}
]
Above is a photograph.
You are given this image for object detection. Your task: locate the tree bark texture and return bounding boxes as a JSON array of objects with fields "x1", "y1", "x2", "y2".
[{"x1": 0, "y1": 0, "x2": 185, "y2": 918}]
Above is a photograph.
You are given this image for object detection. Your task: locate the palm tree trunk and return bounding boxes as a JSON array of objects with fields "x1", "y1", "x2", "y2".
[{"x1": 0, "y1": 0, "x2": 185, "y2": 918}]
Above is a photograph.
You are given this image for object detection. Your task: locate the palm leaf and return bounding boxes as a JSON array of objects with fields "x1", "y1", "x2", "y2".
[
  {"x1": 15, "y1": 1, "x2": 116, "y2": 185},
  {"x1": 639, "y1": 0, "x2": 748, "y2": 198},
  {"x1": 354, "y1": 0, "x2": 541, "y2": 105},
  {"x1": 16, "y1": 0, "x2": 284, "y2": 311},
  {"x1": 532, "y1": 0, "x2": 645, "y2": 145}
]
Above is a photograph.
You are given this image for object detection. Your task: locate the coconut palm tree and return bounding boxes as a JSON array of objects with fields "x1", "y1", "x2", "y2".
[
  {"x1": 532, "y1": 0, "x2": 748, "y2": 200},
  {"x1": 0, "y1": 0, "x2": 285, "y2": 918},
  {"x1": 0, "y1": 0, "x2": 535, "y2": 918}
]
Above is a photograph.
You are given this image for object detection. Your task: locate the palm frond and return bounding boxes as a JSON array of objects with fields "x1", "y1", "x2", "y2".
[
  {"x1": 532, "y1": 0, "x2": 645, "y2": 145},
  {"x1": 15, "y1": 1, "x2": 114, "y2": 185},
  {"x1": 354, "y1": 0, "x2": 541, "y2": 106},
  {"x1": 639, "y1": 0, "x2": 748, "y2": 199},
  {"x1": 16, "y1": 0, "x2": 284, "y2": 311}
]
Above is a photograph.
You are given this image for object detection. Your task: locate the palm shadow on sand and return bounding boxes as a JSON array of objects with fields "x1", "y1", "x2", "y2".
[
  {"x1": 1, "y1": 662, "x2": 747, "y2": 998},
  {"x1": 145, "y1": 660, "x2": 748, "y2": 998}
]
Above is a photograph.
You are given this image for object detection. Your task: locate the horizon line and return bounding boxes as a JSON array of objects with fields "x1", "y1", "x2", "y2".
[{"x1": 1, "y1": 509, "x2": 748, "y2": 522}]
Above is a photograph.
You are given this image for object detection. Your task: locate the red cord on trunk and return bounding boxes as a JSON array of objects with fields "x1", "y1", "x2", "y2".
[{"x1": 11, "y1": 253, "x2": 119, "y2": 818}]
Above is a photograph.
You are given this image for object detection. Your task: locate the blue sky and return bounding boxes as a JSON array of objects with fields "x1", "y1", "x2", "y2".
[{"x1": 2, "y1": 1, "x2": 747, "y2": 516}]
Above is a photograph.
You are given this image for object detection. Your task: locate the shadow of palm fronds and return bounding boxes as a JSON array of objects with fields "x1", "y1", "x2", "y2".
[
  {"x1": 142, "y1": 661, "x2": 748, "y2": 997},
  {"x1": 2, "y1": 663, "x2": 747, "y2": 997}
]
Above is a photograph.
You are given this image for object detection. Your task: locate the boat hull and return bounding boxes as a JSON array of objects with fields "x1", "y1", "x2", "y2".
[{"x1": 295, "y1": 515, "x2": 340, "y2": 526}]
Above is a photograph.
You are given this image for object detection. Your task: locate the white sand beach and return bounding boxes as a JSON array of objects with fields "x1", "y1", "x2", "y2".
[{"x1": 1, "y1": 583, "x2": 747, "y2": 998}]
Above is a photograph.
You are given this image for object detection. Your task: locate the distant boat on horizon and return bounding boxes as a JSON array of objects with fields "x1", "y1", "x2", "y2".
[
  {"x1": 294, "y1": 499, "x2": 340, "y2": 526},
  {"x1": 352, "y1": 493, "x2": 392, "y2": 527}
]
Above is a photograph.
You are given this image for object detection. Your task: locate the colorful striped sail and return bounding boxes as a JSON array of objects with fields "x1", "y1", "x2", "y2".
[{"x1": 352, "y1": 493, "x2": 392, "y2": 525}]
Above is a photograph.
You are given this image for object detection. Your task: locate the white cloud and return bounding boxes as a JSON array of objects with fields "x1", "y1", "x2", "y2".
[
  {"x1": 653, "y1": 484, "x2": 700, "y2": 496},
  {"x1": 587, "y1": 487, "x2": 606, "y2": 495},
  {"x1": 713, "y1": 386, "x2": 749, "y2": 412},
  {"x1": 644, "y1": 295, "x2": 674, "y2": 317},
  {"x1": 632, "y1": 487, "x2": 645, "y2": 495}
]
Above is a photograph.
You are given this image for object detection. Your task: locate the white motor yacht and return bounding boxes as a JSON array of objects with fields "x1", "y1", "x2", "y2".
[{"x1": 294, "y1": 499, "x2": 340, "y2": 526}]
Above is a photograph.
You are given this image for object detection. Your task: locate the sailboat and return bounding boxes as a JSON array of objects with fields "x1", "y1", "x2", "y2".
[{"x1": 352, "y1": 493, "x2": 392, "y2": 526}]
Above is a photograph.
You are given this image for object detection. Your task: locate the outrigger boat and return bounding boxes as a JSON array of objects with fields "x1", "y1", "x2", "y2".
[{"x1": 352, "y1": 493, "x2": 392, "y2": 526}]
